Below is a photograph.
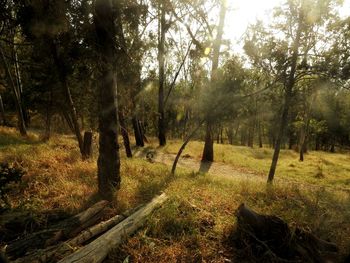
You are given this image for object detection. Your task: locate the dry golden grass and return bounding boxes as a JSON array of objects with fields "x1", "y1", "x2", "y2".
[
  {"x1": 159, "y1": 139, "x2": 350, "y2": 190},
  {"x1": 1, "y1": 127, "x2": 350, "y2": 262}
]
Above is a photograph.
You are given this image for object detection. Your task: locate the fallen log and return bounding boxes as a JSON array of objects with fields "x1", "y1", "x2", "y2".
[
  {"x1": 229, "y1": 203, "x2": 338, "y2": 263},
  {"x1": 13, "y1": 205, "x2": 144, "y2": 263},
  {"x1": 5, "y1": 200, "x2": 109, "y2": 259},
  {"x1": 58, "y1": 193, "x2": 168, "y2": 263}
]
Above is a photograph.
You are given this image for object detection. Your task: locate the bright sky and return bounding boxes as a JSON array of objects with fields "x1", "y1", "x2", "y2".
[{"x1": 224, "y1": 0, "x2": 350, "y2": 52}]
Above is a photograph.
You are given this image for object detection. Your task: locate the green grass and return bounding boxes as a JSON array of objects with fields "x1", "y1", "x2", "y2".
[{"x1": 1, "y1": 127, "x2": 350, "y2": 262}]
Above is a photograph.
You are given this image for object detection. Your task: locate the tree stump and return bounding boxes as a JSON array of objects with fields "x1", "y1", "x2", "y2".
[{"x1": 228, "y1": 203, "x2": 338, "y2": 263}]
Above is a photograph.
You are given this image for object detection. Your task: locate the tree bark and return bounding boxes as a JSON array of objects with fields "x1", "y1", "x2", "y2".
[
  {"x1": 0, "y1": 94, "x2": 7, "y2": 126},
  {"x1": 94, "y1": 0, "x2": 121, "y2": 200},
  {"x1": 82, "y1": 131, "x2": 93, "y2": 160},
  {"x1": 58, "y1": 193, "x2": 168, "y2": 263},
  {"x1": 0, "y1": 44, "x2": 26, "y2": 135},
  {"x1": 202, "y1": 122, "x2": 214, "y2": 162},
  {"x1": 258, "y1": 120, "x2": 263, "y2": 148},
  {"x1": 158, "y1": 2, "x2": 166, "y2": 146},
  {"x1": 267, "y1": 15, "x2": 302, "y2": 183},
  {"x1": 43, "y1": 87, "x2": 53, "y2": 141},
  {"x1": 119, "y1": 110, "x2": 132, "y2": 158},
  {"x1": 13, "y1": 47, "x2": 29, "y2": 127},
  {"x1": 202, "y1": 0, "x2": 227, "y2": 161},
  {"x1": 132, "y1": 116, "x2": 144, "y2": 147}
]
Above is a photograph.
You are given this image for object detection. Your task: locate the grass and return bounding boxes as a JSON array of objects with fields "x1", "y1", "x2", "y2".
[
  {"x1": 160, "y1": 139, "x2": 350, "y2": 190},
  {"x1": 0, "y1": 127, "x2": 349, "y2": 262}
]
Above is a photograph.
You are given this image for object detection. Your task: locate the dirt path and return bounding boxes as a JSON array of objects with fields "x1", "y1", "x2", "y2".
[
  {"x1": 134, "y1": 148, "x2": 263, "y2": 181},
  {"x1": 133, "y1": 148, "x2": 350, "y2": 193}
]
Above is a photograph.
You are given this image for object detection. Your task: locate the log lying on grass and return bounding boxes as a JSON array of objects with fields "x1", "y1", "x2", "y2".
[
  {"x1": 59, "y1": 193, "x2": 168, "y2": 263},
  {"x1": 13, "y1": 205, "x2": 144, "y2": 263},
  {"x1": 5, "y1": 200, "x2": 109, "y2": 259},
  {"x1": 231, "y1": 203, "x2": 338, "y2": 262}
]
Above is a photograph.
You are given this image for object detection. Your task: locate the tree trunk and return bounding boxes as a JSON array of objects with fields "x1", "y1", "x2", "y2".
[
  {"x1": 50, "y1": 39, "x2": 84, "y2": 157},
  {"x1": 315, "y1": 136, "x2": 320, "y2": 151},
  {"x1": 0, "y1": 94, "x2": 7, "y2": 126},
  {"x1": 94, "y1": 0, "x2": 121, "y2": 200},
  {"x1": 226, "y1": 126, "x2": 234, "y2": 145},
  {"x1": 202, "y1": 122, "x2": 214, "y2": 162},
  {"x1": 13, "y1": 47, "x2": 30, "y2": 127},
  {"x1": 267, "y1": 15, "x2": 302, "y2": 183},
  {"x1": 119, "y1": 110, "x2": 132, "y2": 158},
  {"x1": 43, "y1": 87, "x2": 53, "y2": 141},
  {"x1": 202, "y1": 0, "x2": 227, "y2": 161},
  {"x1": 158, "y1": 2, "x2": 166, "y2": 146},
  {"x1": 0, "y1": 44, "x2": 26, "y2": 135},
  {"x1": 61, "y1": 110, "x2": 74, "y2": 133},
  {"x1": 132, "y1": 116, "x2": 144, "y2": 147},
  {"x1": 82, "y1": 131, "x2": 93, "y2": 160},
  {"x1": 258, "y1": 120, "x2": 263, "y2": 148},
  {"x1": 240, "y1": 128, "x2": 246, "y2": 146}
]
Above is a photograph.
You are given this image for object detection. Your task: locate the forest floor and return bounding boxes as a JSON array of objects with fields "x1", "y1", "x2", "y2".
[{"x1": 1, "y1": 127, "x2": 350, "y2": 262}]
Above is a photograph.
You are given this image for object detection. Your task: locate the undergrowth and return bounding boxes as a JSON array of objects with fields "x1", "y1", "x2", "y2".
[{"x1": 0, "y1": 127, "x2": 349, "y2": 262}]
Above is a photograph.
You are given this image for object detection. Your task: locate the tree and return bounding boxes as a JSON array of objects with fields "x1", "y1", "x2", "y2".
[
  {"x1": 157, "y1": 0, "x2": 167, "y2": 146},
  {"x1": 94, "y1": 0, "x2": 121, "y2": 200},
  {"x1": 202, "y1": 0, "x2": 227, "y2": 162}
]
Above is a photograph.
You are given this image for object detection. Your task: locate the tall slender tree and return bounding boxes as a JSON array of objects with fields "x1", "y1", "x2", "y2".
[{"x1": 202, "y1": 0, "x2": 227, "y2": 162}]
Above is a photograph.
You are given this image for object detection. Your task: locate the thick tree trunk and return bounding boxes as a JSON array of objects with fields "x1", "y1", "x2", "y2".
[
  {"x1": 50, "y1": 40, "x2": 84, "y2": 157},
  {"x1": 119, "y1": 110, "x2": 132, "y2": 158},
  {"x1": 267, "y1": 16, "x2": 302, "y2": 183},
  {"x1": 202, "y1": 0, "x2": 227, "y2": 160},
  {"x1": 0, "y1": 45, "x2": 26, "y2": 135},
  {"x1": 158, "y1": 3, "x2": 166, "y2": 146},
  {"x1": 94, "y1": 0, "x2": 121, "y2": 200},
  {"x1": 0, "y1": 94, "x2": 7, "y2": 126}
]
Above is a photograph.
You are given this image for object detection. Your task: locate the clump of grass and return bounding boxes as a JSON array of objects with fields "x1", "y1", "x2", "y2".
[{"x1": 315, "y1": 164, "x2": 325, "y2": 179}]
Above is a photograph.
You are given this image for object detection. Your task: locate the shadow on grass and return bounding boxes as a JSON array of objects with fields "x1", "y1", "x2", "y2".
[{"x1": 134, "y1": 172, "x2": 174, "y2": 204}]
